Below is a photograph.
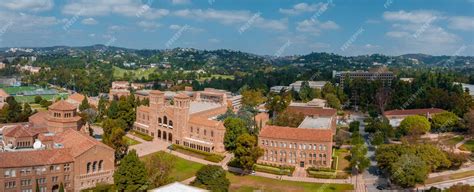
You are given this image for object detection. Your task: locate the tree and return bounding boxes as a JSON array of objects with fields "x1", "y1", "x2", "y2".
[
  {"x1": 97, "y1": 97, "x2": 108, "y2": 121},
  {"x1": 265, "y1": 92, "x2": 292, "y2": 119},
  {"x1": 143, "y1": 153, "x2": 175, "y2": 189},
  {"x1": 79, "y1": 96, "x2": 91, "y2": 112},
  {"x1": 59, "y1": 182, "x2": 64, "y2": 192},
  {"x1": 20, "y1": 103, "x2": 34, "y2": 122},
  {"x1": 192, "y1": 165, "x2": 230, "y2": 192},
  {"x1": 114, "y1": 150, "x2": 148, "y2": 192},
  {"x1": 234, "y1": 133, "x2": 263, "y2": 174},
  {"x1": 431, "y1": 112, "x2": 459, "y2": 132},
  {"x1": 350, "y1": 133, "x2": 370, "y2": 173},
  {"x1": 324, "y1": 93, "x2": 341, "y2": 109},
  {"x1": 399, "y1": 115, "x2": 431, "y2": 136},
  {"x1": 349, "y1": 121, "x2": 360, "y2": 132},
  {"x1": 34, "y1": 95, "x2": 43, "y2": 104},
  {"x1": 107, "y1": 100, "x2": 119, "y2": 119},
  {"x1": 223, "y1": 117, "x2": 248, "y2": 151},
  {"x1": 464, "y1": 110, "x2": 474, "y2": 137},
  {"x1": 390, "y1": 154, "x2": 429, "y2": 188},
  {"x1": 371, "y1": 131, "x2": 385, "y2": 146},
  {"x1": 241, "y1": 89, "x2": 266, "y2": 108},
  {"x1": 414, "y1": 144, "x2": 451, "y2": 171},
  {"x1": 299, "y1": 81, "x2": 315, "y2": 102},
  {"x1": 272, "y1": 110, "x2": 305, "y2": 127}
]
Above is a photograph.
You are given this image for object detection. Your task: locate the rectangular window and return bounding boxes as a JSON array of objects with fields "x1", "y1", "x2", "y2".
[
  {"x1": 64, "y1": 163, "x2": 70, "y2": 171},
  {"x1": 5, "y1": 181, "x2": 16, "y2": 189},
  {"x1": 52, "y1": 176, "x2": 58, "y2": 183}
]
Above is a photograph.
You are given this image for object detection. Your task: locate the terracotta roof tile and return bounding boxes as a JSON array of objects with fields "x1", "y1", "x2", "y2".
[
  {"x1": 0, "y1": 89, "x2": 9, "y2": 97},
  {"x1": 29, "y1": 111, "x2": 49, "y2": 128},
  {"x1": 0, "y1": 148, "x2": 74, "y2": 168},
  {"x1": 189, "y1": 116, "x2": 221, "y2": 127},
  {"x1": 259, "y1": 125, "x2": 333, "y2": 142},
  {"x1": 3, "y1": 125, "x2": 35, "y2": 138},
  {"x1": 68, "y1": 93, "x2": 85, "y2": 103},
  {"x1": 384, "y1": 108, "x2": 445, "y2": 116},
  {"x1": 174, "y1": 93, "x2": 190, "y2": 99},
  {"x1": 49, "y1": 100, "x2": 77, "y2": 111},
  {"x1": 286, "y1": 106, "x2": 337, "y2": 117},
  {"x1": 150, "y1": 90, "x2": 164, "y2": 95},
  {"x1": 53, "y1": 129, "x2": 113, "y2": 157}
]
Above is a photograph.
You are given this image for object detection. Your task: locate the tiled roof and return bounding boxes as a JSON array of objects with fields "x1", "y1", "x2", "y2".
[
  {"x1": 384, "y1": 108, "x2": 445, "y2": 116},
  {"x1": 3, "y1": 125, "x2": 35, "y2": 138},
  {"x1": 49, "y1": 100, "x2": 77, "y2": 111},
  {"x1": 0, "y1": 88, "x2": 9, "y2": 97},
  {"x1": 286, "y1": 106, "x2": 337, "y2": 117},
  {"x1": 29, "y1": 111, "x2": 48, "y2": 128},
  {"x1": 68, "y1": 93, "x2": 85, "y2": 103},
  {"x1": 53, "y1": 129, "x2": 113, "y2": 157},
  {"x1": 259, "y1": 125, "x2": 333, "y2": 142},
  {"x1": 175, "y1": 93, "x2": 190, "y2": 99},
  {"x1": 0, "y1": 148, "x2": 74, "y2": 168},
  {"x1": 150, "y1": 90, "x2": 164, "y2": 95}
]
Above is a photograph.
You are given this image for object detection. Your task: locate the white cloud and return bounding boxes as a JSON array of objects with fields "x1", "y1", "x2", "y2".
[
  {"x1": 89, "y1": 33, "x2": 96, "y2": 37},
  {"x1": 386, "y1": 31, "x2": 409, "y2": 38},
  {"x1": 0, "y1": 12, "x2": 58, "y2": 30},
  {"x1": 208, "y1": 38, "x2": 220, "y2": 43},
  {"x1": 0, "y1": 0, "x2": 53, "y2": 12},
  {"x1": 169, "y1": 24, "x2": 203, "y2": 32},
  {"x1": 296, "y1": 19, "x2": 339, "y2": 35},
  {"x1": 171, "y1": 0, "x2": 191, "y2": 5},
  {"x1": 173, "y1": 9, "x2": 287, "y2": 31},
  {"x1": 383, "y1": 10, "x2": 440, "y2": 24},
  {"x1": 279, "y1": 3, "x2": 326, "y2": 15},
  {"x1": 448, "y1": 16, "x2": 474, "y2": 31},
  {"x1": 81, "y1": 18, "x2": 98, "y2": 25},
  {"x1": 62, "y1": 0, "x2": 169, "y2": 19},
  {"x1": 137, "y1": 21, "x2": 160, "y2": 31}
]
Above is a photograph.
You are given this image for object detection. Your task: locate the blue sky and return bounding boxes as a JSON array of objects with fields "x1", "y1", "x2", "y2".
[{"x1": 0, "y1": 0, "x2": 473, "y2": 56}]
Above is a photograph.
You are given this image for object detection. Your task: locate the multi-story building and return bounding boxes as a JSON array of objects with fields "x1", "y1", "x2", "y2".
[
  {"x1": 133, "y1": 90, "x2": 229, "y2": 153},
  {"x1": 0, "y1": 89, "x2": 9, "y2": 108},
  {"x1": 333, "y1": 70, "x2": 395, "y2": 86},
  {"x1": 0, "y1": 100, "x2": 115, "y2": 192},
  {"x1": 258, "y1": 125, "x2": 333, "y2": 168},
  {"x1": 270, "y1": 81, "x2": 328, "y2": 93}
]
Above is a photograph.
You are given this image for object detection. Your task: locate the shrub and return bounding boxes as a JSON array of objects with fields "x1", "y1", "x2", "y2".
[
  {"x1": 171, "y1": 144, "x2": 224, "y2": 163},
  {"x1": 130, "y1": 130, "x2": 153, "y2": 141}
]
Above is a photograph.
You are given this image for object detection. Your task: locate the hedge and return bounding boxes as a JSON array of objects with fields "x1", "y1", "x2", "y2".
[
  {"x1": 130, "y1": 130, "x2": 153, "y2": 141},
  {"x1": 253, "y1": 163, "x2": 295, "y2": 175},
  {"x1": 170, "y1": 144, "x2": 225, "y2": 163}
]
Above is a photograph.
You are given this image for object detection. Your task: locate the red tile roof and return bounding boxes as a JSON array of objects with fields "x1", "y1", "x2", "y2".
[
  {"x1": 3, "y1": 125, "x2": 35, "y2": 138},
  {"x1": 0, "y1": 148, "x2": 74, "y2": 168},
  {"x1": 150, "y1": 90, "x2": 164, "y2": 95},
  {"x1": 384, "y1": 108, "x2": 446, "y2": 116},
  {"x1": 189, "y1": 116, "x2": 221, "y2": 127},
  {"x1": 286, "y1": 106, "x2": 337, "y2": 117},
  {"x1": 29, "y1": 111, "x2": 49, "y2": 128},
  {"x1": 174, "y1": 93, "x2": 190, "y2": 99},
  {"x1": 259, "y1": 125, "x2": 333, "y2": 142},
  {"x1": 49, "y1": 100, "x2": 77, "y2": 111},
  {"x1": 54, "y1": 129, "x2": 113, "y2": 157},
  {"x1": 0, "y1": 88, "x2": 9, "y2": 97},
  {"x1": 68, "y1": 93, "x2": 85, "y2": 103}
]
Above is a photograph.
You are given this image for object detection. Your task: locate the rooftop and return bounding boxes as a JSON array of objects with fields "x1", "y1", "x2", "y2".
[
  {"x1": 298, "y1": 116, "x2": 332, "y2": 129},
  {"x1": 0, "y1": 148, "x2": 74, "y2": 168},
  {"x1": 384, "y1": 108, "x2": 445, "y2": 116},
  {"x1": 259, "y1": 125, "x2": 333, "y2": 142},
  {"x1": 286, "y1": 106, "x2": 337, "y2": 117},
  {"x1": 189, "y1": 101, "x2": 224, "y2": 114},
  {"x1": 49, "y1": 100, "x2": 77, "y2": 111},
  {"x1": 149, "y1": 182, "x2": 208, "y2": 192}
]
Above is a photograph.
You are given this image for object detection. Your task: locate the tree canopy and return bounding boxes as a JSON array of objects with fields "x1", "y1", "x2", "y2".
[{"x1": 114, "y1": 150, "x2": 148, "y2": 191}]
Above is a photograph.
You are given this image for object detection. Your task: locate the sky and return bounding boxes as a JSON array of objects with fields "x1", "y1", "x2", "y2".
[{"x1": 0, "y1": 0, "x2": 473, "y2": 56}]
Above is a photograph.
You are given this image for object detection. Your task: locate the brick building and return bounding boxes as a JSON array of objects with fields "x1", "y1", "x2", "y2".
[{"x1": 0, "y1": 100, "x2": 115, "y2": 192}]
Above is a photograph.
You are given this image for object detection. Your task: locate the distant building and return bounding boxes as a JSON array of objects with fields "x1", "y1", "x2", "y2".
[
  {"x1": 270, "y1": 81, "x2": 328, "y2": 93},
  {"x1": 66, "y1": 93, "x2": 98, "y2": 109},
  {"x1": 111, "y1": 81, "x2": 130, "y2": 89},
  {"x1": 0, "y1": 62, "x2": 5, "y2": 69},
  {"x1": 458, "y1": 83, "x2": 474, "y2": 96},
  {"x1": 333, "y1": 69, "x2": 395, "y2": 86},
  {"x1": 0, "y1": 77, "x2": 21, "y2": 87},
  {"x1": 0, "y1": 100, "x2": 115, "y2": 192},
  {"x1": 384, "y1": 108, "x2": 446, "y2": 127},
  {"x1": 400, "y1": 78, "x2": 414, "y2": 83}
]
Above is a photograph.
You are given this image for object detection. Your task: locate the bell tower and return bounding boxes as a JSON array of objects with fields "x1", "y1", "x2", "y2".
[
  {"x1": 149, "y1": 90, "x2": 165, "y2": 112},
  {"x1": 173, "y1": 93, "x2": 190, "y2": 144}
]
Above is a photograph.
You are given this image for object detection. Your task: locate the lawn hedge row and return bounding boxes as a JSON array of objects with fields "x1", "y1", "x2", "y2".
[
  {"x1": 253, "y1": 163, "x2": 295, "y2": 175},
  {"x1": 130, "y1": 130, "x2": 153, "y2": 141},
  {"x1": 170, "y1": 144, "x2": 224, "y2": 163}
]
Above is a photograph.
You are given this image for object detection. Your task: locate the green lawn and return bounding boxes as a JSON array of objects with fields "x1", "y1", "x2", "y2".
[
  {"x1": 198, "y1": 74, "x2": 235, "y2": 81},
  {"x1": 460, "y1": 139, "x2": 474, "y2": 152},
  {"x1": 227, "y1": 172, "x2": 353, "y2": 192},
  {"x1": 123, "y1": 136, "x2": 141, "y2": 146},
  {"x1": 444, "y1": 136, "x2": 465, "y2": 146},
  {"x1": 113, "y1": 66, "x2": 157, "y2": 80},
  {"x1": 140, "y1": 151, "x2": 204, "y2": 181},
  {"x1": 0, "y1": 85, "x2": 37, "y2": 94},
  {"x1": 14, "y1": 94, "x2": 66, "y2": 103}
]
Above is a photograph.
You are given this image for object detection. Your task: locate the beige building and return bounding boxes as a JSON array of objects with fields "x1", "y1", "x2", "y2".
[
  {"x1": 384, "y1": 108, "x2": 446, "y2": 127},
  {"x1": 133, "y1": 89, "x2": 233, "y2": 153},
  {"x1": 0, "y1": 100, "x2": 115, "y2": 192},
  {"x1": 0, "y1": 89, "x2": 9, "y2": 108}
]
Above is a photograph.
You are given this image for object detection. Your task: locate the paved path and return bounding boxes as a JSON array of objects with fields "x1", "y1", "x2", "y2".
[{"x1": 417, "y1": 176, "x2": 474, "y2": 190}]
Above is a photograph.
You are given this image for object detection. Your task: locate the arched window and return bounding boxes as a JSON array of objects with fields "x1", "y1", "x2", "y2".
[
  {"x1": 92, "y1": 161, "x2": 97, "y2": 172},
  {"x1": 191, "y1": 127, "x2": 193, "y2": 132},
  {"x1": 211, "y1": 131, "x2": 214, "y2": 137},
  {"x1": 158, "y1": 130, "x2": 161, "y2": 138},
  {"x1": 163, "y1": 131, "x2": 167, "y2": 140},
  {"x1": 168, "y1": 133, "x2": 172, "y2": 142},
  {"x1": 158, "y1": 117, "x2": 162, "y2": 124},
  {"x1": 86, "y1": 162, "x2": 91, "y2": 173},
  {"x1": 204, "y1": 129, "x2": 207, "y2": 136},
  {"x1": 169, "y1": 121, "x2": 173, "y2": 127},
  {"x1": 98, "y1": 160, "x2": 103, "y2": 171},
  {"x1": 163, "y1": 116, "x2": 168, "y2": 125}
]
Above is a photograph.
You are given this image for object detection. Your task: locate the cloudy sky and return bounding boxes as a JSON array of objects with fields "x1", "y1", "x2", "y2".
[{"x1": 0, "y1": 0, "x2": 473, "y2": 56}]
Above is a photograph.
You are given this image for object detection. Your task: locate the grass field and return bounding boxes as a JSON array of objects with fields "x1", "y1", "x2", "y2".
[
  {"x1": 227, "y1": 172, "x2": 354, "y2": 192},
  {"x1": 123, "y1": 136, "x2": 141, "y2": 146},
  {"x1": 113, "y1": 66, "x2": 157, "y2": 80},
  {"x1": 424, "y1": 170, "x2": 474, "y2": 184},
  {"x1": 335, "y1": 149, "x2": 351, "y2": 178},
  {"x1": 460, "y1": 139, "x2": 474, "y2": 152},
  {"x1": 0, "y1": 85, "x2": 38, "y2": 94},
  {"x1": 14, "y1": 94, "x2": 66, "y2": 103},
  {"x1": 140, "y1": 151, "x2": 204, "y2": 181},
  {"x1": 198, "y1": 74, "x2": 235, "y2": 81}
]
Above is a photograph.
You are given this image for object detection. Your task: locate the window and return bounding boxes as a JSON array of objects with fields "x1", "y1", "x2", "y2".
[
  {"x1": 99, "y1": 160, "x2": 103, "y2": 171},
  {"x1": 64, "y1": 175, "x2": 70, "y2": 181},
  {"x1": 22, "y1": 189, "x2": 33, "y2": 192},
  {"x1": 158, "y1": 118, "x2": 162, "y2": 124},
  {"x1": 37, "y1": 178, "x2": 46, "y2": 184},
  {"x1": 20, "y1": 168, "x2": 31, "y2": 175},
  {"x1": 204, "y1": 129, "x2": 207, "y2": 136},
  {"x1": 21, "y1": 179, "x2": 32, "y2": 186},
  {"x1": 211, "y1": 131, "x2": 214, "y2": 137},
  {"x1": 93, "y1": 161, "x2": 97, "y2": 172},
  {"x1": 87, "y1": 162, "x2": 91, "y2": 173},
  {"x1": 5, "y1": 181, "x2": 16, "y2": 189},
  {"x1": 169, "y1": 121, "x2": 173, "y2": 127},
  {"x1": 64, "y1": 163, "x2": 71, "y2": 172},
  {"x1": 52, "y1": 176, "x2": 58, "y2": 183},
  {"x1": 190, "y1": 127, "x2": 193, "y2": 133},
  {"x1": 197, "y1": 128, "x2": 200, "y2": 134},
  {"x1": 4, "y1": 169, "x2": 15, "y2": 177}
]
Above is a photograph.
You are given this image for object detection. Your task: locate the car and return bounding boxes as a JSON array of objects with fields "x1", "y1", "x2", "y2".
[
  {"x1": 376, "y1": 185, "x2": 385, "y2": 190},
  {"x1": 250, "y1": 170, "x2": 256, "y2": 175}
]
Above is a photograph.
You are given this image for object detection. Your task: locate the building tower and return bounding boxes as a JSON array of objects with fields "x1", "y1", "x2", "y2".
[
  {"x1": 172, "y1": 93, "x2": 190, "y2": 145},
  {"x1": 45, "y1": 100, "x2": 83, "y2": 133},
  {"x1": 149, "y1": 90, "x2": 165, "y2": 112}
]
